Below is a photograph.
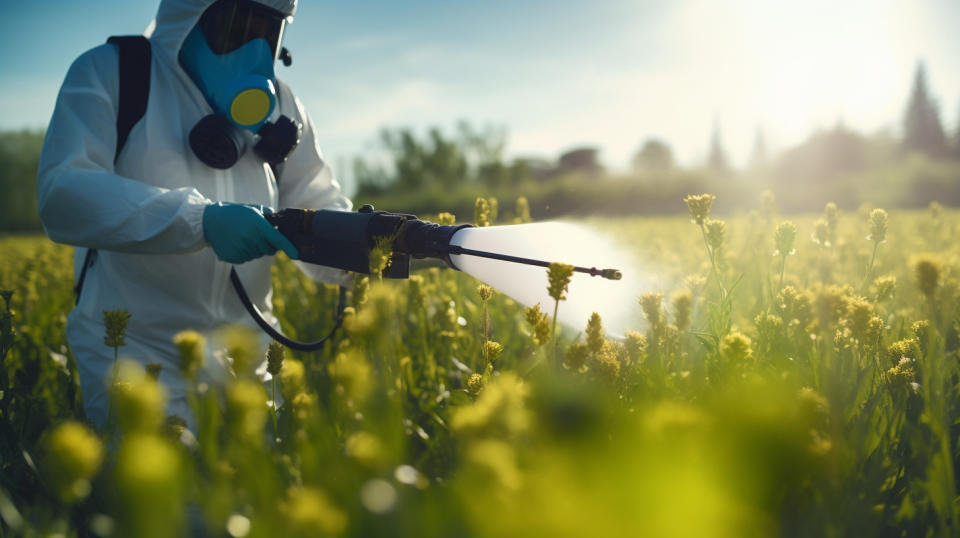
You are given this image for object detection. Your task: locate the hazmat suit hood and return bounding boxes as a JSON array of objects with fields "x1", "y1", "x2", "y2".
[{"x1": 147, "y1": 0, "x2": 297, "y2": 65}]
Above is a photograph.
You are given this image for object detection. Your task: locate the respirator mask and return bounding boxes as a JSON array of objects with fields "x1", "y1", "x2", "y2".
[{"x1": 179, "y1": 0, "x2": 302, "y2": 169}]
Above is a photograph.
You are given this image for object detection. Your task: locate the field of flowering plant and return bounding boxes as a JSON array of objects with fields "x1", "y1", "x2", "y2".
[{"x1": 1, "y1": 193, "x2": 959, "y2": 537}]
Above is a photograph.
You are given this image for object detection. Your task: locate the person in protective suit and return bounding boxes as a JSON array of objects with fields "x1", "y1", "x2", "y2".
[{"x1": 37, "y1": 0, "x2": 350, "y2": 428}]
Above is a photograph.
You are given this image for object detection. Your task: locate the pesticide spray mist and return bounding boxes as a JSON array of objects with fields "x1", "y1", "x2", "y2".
[{"x1": 448, "y1": 222, "x2": 654, "y2": 336}]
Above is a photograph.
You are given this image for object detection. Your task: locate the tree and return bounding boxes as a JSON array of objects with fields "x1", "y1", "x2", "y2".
[
  {"x1": 902, "y1": 61, "x2": 949, "y2": 159},
  {"x1": 379, "y1": 127, "x2": 468, "y2": 191},
  {"x1": 632, "y1": 138, "x2": 674, "y2": 174},
  {"x1": 457, "y1": 121, "x2": 509, "y2": 188},
  {"x1": 0, "y1": 129, "x2": 46, "y2": 232},
  {"x1": 708, "y1": 120, "x2": 730, "y2": 173}
]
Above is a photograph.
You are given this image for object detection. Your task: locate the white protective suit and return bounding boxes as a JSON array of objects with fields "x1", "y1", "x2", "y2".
[{"x1": 37, "y1": 0, "x2": 351, "y2": 428}]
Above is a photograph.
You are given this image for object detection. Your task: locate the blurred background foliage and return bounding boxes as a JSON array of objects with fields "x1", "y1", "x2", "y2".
[{"x1": 3, "y1": 64, "x2": 960, "y2": 230}]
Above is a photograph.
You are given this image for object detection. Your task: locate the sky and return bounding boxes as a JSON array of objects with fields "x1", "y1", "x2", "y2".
[{"x1": 1, "y1": 0, "x2": 959, "y2": 192}]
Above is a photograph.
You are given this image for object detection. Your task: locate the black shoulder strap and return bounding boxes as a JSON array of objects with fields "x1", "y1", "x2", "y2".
[
  {"x1": 107, "y1": 35, "x2": 151, "y2": 163},
  {"x1": 75, "y1": 36, "x2": 152, "y2": 305}
]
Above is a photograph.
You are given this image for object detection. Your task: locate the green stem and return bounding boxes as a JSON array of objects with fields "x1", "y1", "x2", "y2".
[
  {"x1": 860, "y1": 241, "x2": 880, "y2": 292},
  {"x1": 777, "y1": 254, "x2": 787, "y2": 293},
  {"x1": 699, "y1": 223, "x2": 726, "y2": 301},
  {"x1": 271, "y1": 377, "x2": 279, "y2": 441},
  {"x1": 481, "y1": 302, "x2": 489, "y2": 347},
  {"x1": 551, "y1": 299, "x2": 560, "y2": 365},
  {"x1": 112, "y1": 346, "x2": 119, "y2": 386}
]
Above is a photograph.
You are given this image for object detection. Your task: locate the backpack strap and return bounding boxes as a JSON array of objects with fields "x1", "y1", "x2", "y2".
[
  {"x1": 75, "y1": 36, "x2": 152, "y2": 306},
  {"x1": 107, "y1": 35, "x2": 152, "y2": 162}
]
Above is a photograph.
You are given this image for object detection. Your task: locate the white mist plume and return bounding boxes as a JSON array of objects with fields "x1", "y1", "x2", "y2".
[{"x1": 449, "y1": 222, "x2": 654, "y2": 336}]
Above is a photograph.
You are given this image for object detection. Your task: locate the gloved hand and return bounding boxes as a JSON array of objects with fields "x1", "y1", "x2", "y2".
[{"x1": 203, "y1": 202, "x2": 299, "y2": 264}]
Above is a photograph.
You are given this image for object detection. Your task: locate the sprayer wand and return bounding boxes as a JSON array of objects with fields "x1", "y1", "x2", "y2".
[{"x1": 448, "y1": 245, "x2": 622, "y2": 280}]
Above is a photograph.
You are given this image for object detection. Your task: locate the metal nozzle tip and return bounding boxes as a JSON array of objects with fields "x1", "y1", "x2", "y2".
[{"x1": 601, "y1": 269, "x2": 622, "y2": 280}]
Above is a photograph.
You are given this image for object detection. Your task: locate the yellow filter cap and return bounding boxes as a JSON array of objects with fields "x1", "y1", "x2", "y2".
[{"x1": 230, "y1": 89, "x2": 272, "y2": 126}]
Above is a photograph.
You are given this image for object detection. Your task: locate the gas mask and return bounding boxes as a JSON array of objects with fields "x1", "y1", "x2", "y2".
[{"x1": 179, "y1": 0, "x2": 302, "y2": 169}]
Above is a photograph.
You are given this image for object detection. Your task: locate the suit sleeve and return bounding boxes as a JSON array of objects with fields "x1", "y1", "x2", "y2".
[
  {"x1": 274, "y1": 82, "x2": 354, "y2": 285},
  {"x1": 37, "y1": 45, "x2": 211, "y2": 254}
]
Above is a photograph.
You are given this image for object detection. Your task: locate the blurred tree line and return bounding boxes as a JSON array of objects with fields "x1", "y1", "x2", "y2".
[
  {"x1": 0, "y1": 130, "x2": 45, "y2": 232},
  {"x1": 1, "y1": 62, "x2": 959, "y2": 232}
]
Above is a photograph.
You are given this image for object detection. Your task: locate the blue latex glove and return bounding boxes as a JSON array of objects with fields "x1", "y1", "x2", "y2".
[{"x1": 203, "y1": 202, "x2": 299, "y2": 264}]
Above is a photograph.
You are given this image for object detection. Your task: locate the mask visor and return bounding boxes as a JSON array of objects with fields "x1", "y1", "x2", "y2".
[{"x1": 199, "y1": 0, "x2": 286, "y2": 58}]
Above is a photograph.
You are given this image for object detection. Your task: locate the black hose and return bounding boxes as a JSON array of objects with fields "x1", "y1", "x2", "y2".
[{"x1": 230, "y1": 267, "x2": 346, "y2": 352}]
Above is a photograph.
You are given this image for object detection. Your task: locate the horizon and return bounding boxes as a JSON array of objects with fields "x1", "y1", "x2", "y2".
[{"x1": 1, "y1": 0, "x2": 959, "y2": 192}]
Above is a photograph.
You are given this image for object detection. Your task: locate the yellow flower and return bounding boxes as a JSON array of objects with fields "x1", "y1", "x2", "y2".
[
  {"x1": 482, "y1": 340, "x2": 504, "y2": 364},
  {"x1": 280, "y1": 487, "x2": 347, "y2": 537},
  {"x1": 524, "y1": 304, "x2": 551, "y2": 346},
  {"x1": 720, "y1": 332, "x2": 753, "y2": 361},
  {"x1": 352, "y1": 274, "x2": 369, "y2": 307},
  {"x1": 345, "y1": 431, "x2": 384, "y2": 466},
  {"x1": 704, "y1": 218, "x2": 725, "y2": 253},
  {"x1": 103, "y1": 309, "x2": 131, "y2": 348},
  {"x1": 886, "y1": 357, "x2": 916, "y2": 388},
  {"x1": 465, "y1": 439, "x2": 522, "y2": 490},
  {"x1": 683, "y1": 193, "x2": 716, "y2": 225},
  {"x1": 592, "y1": 340, "x2": 621, "y2": 382},
  {"x1": 328, "y1": 350, "x2": 372, "y2": 403},
  {"x1": 912, "y1": 320, "x2": 931, "y2": 356},
  {"x1": 227, "y1": 380, "x2": 268, "y2": 443},
  {"x1": 477, "y1": 284, "x2": 494, "y2": 302},
  {"x1": 266, "y1": 341, "x2": 285, "y2": 377},
  {"x1": 451, "y1": 372, "x2": 529, "y2": 437},
  {"x1": 777, "y1": 286, "x2": 814, "y2": 329},
  {"x1": 173, "y1": 330, "x2": 205, "y2": 379},
  {"x1": 546, "y1": 262, "x2": 575, "y2": 302},
  {"x1": 865, "y1": 316, "x2": 885, "y2": 346},
  {"x1": 514, "y1": 196, "x2": 531, "y2": 223},
  {"x1": 368, "y1": 235, "x2": 394, "y2": 278},
  {"x1": 845, "y1": 296, "x2": 874, "y2": 341},
  {"x1": 408, "y1": 274, "x2": 426, "y2": 310},
  {"x1": 474, "y1": 197, "x2": 491, "y2": 227},
  {"x1": 774, "y1": 221, "x2": 797, "y2": 256},
  {"x1": 811, "y1": 218, "x2": 830, "y2": 246},
  {"x1": 466, "y1": 373, "x2": 485, "y2": 395},
  {"x1": 639, "y1": 292, "x2": 664, "y2": 328},
  {"x1": 671, "y1": 290, "x2": 693, "y2": 332},
  {"x1": 913, "y1": 255, "x2": 941, "y2": 298},
  {"x1": 585, "y1": 312, "x2": 605, "y2": 354},
  {"x1": 113, "y1": 434, "x2": 184, "y2": 537},
  {"x1": 623, "y1": 331, "x2": 647, "y2": 363},
  {"x1": 217, "y1": 325, "x2": 260, "y2": 377},
  {"x1": 754, "y1": 312, "x2": 783, "y2": 335},
  {"x1": 563, "y1": 342, "x2": 589, "y2": 371},
  {"x1": 279, "y1": 358, "x2": 306, "y2": 399},
  {"x1": 45, "y1": 421, "x2": 104, "y2": 503},
  {"x1": 873, "y1": 275, "x2": 896, "y2": 302},
  {"x1": 112, "y1": 361, "x2": 167, "y2": 434},
  {"x1": 435, "y1": 211, "x2": 457, "y2": 225},
  {"x1": 887, "y1": 338, "x2": 920, "y2": 364},
  {"x1": 487, "y1": 197, "x2": 499, "y2": 224},
  {"x1": 868, "y1": 208, "x2": 888, "y2": 243}
]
